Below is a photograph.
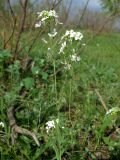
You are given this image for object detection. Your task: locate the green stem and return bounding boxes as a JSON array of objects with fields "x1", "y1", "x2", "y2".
[
  {"x1": 53, "y1": 60, "x2": 57, "y2": 103},
  {"x1": 69, "y1": 79, "x2": 72, "y2": 120}
]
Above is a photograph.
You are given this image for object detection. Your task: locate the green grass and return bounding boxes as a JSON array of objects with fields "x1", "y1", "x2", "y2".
[
  {"x1": 83, "y1": 33, "x2": 120, "y2": 74},
  {"x1": 0, "y1": 31, "x2": 120, "y2": 160}
]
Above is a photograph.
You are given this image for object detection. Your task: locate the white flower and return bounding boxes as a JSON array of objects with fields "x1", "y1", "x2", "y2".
[
  {"x1": 35, "y1": 21, "x2": 41, "y2": 28},
  {"x1": 75, "y1": 32, "x2": 83, "y2": 40},
  {"x1": 0, "y1": 121, "x2": 4, "y2": 128},
  {"x1": 64, "y1": 63, "x2": 71, "y2": 70},
  {"x1": 65, "y1": 30, "x2": 70, "y2": 36},
  {"x1": 48, "y1": 28, "x2": 57, "y2": 38},
  {"x1": 62, "y1": 30, "x2": 83, "y2": 41},
  {"x1": 46, "y1": 119, "x2": 59, "y2": 133},
  {"x1": 70, "y1": 54, "x2": 81, "y2": 62},
  {"x1": 58, "y1": 41, "x2": 66, "y2": 54},
  {"x1": 41, "y1": 17, "x2": 48, "y2": 22},
  {"x1": 62, "y1": 61, "x2": 71, "y2": 70},
  {"x1": 35, "y1": 10, "x2": 60, "y2": 27},
  {"x1": 70, "y1": 55, "x2": 76, "y2": 61},
  {"x1": 76, "y1": 56, "x2": 81, "y2": 61},
  {"x1": 106, "y1": 107, "x2": 120, "y2": 115},
  {"x1": 48, "y1": 10, "x2": 58, "y2": 18},
  {"x1": 48, "y1": 47, "x2": 51, "y2": 51},
  {"x1": 37, "y1": 10, "x2": 58, "y2": 19}
]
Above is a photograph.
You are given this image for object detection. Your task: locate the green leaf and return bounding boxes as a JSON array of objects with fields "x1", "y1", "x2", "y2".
[
  {"x1": 23, "y1": 77, "x2": 34, "y2": 89},
  {"x1": 0, "y1": 50, "x2": 12, "y2": 62},
  {"x1": 42, "y1": 72, "x2": 48, "y2": 80},
  {"x1": 103, "y1": 137, "x2": 110, "y2": 145},
  {"x1": 32, "y1": 66, "x2": 40, "y2": 75},
  {"x1": 32, "y1": 144, "x2": 48, "y2": 160}
]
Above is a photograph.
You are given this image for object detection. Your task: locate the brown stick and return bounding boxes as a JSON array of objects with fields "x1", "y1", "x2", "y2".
[
  {"x1": 95, "y1": 89, "x2": 108, "y2": 111},
  {"x1": 7, "y1": 106, "x2": 40, "y2": 146}
]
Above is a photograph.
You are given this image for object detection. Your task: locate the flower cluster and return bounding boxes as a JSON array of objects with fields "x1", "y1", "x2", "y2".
[
  {"x1": 35, "y1": 10, "x2": 84, "y2": 71},
  {"x1": 37, "y1": 10, "x2": 58, "y2": 19},
  {"x1": 46, "y1": 119, "x2": 59, "y2": 133},
  {"x1": 61, "y1": 30, "x2": 83, "y2": 41},
  {"x1": 35, "y1": 10, "x2": 60, "y2": 28},
  {"x1": 0, "y1": 121, "x2": 4, "y2": 128},
  {"x1": 59, "y1": 30, "x2": 83, "y2": 55},
  {"x1": 58, "y1": 30, "x2": 83, "y2": 70},
  {"x1": 70, "y1": 54, "x2": 80, "y2": 62}
]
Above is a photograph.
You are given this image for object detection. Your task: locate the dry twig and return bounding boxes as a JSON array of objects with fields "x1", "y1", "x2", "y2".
[{"x1": 95, "y1": 89, "x2": 108, "y2": 111}]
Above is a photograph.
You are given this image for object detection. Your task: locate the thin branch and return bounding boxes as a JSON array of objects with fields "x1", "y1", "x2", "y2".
[
  {"x1": 52, "y1": 0, "x2": 58, "y2": 8},
  {"x1": 27, "y1": 29, "x2": 45, "y2": 54},
  {"x1": 16, "y1": 28, "x2": 45, "y2": 55},
  {"x1": 14, "y1": 0, "x2": 28, "y2": 54},
  {"x1": 4, "y1": 19, "x2": 16, "y2": 49},
  {"x1": 65, "y1": 0, "x2": 73, "y2": 22},
  {"x1": 78, "y1": 0, "x2": 90, "y2": 27},
  {"x1": 7, "y1": 0, "x2": 16, "y2": 19},
  {"x1": 51, "y1": 0, "x2": 63, "y2": 10},
  {"x1": 3, "y1": 0, "x2": 17, "y2": 49},
  {"x1": 95, "y1": 89, "x2": 108, "y2": 111}
]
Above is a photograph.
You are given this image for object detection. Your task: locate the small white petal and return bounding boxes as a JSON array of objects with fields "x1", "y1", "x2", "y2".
[
  {"x1": 42, "y1": 38, "x2": 48, "y2": 44},
  {"x1": 48, "y1": 28, "x2": 57, "y2": 38},
  {"x1": 35, "y1": 21, "x2": 41, "y2": 28},
  {"x1": 82, "y1": 43, "x2": 86, "y2": 46},
  {"x1": 0, "y1": 122, "x2": 4, "y2": 128}
]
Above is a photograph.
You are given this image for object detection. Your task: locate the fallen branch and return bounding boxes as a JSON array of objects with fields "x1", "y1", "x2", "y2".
[{"x1": 7, "y1": 106, "x2": 40, "y2": 146}]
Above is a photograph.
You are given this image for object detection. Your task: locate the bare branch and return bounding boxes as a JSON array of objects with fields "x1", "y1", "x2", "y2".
[
  {"x1": 51, "y1": 0, "x2": 63, "y2": 9},
  {"x1": 3, "y1": 0, "x2": 17, "y2": 49},
  {"x1": 14, "y1": 0, "x2": 28, "y2": 54},
  {"x1": 7, "y1": 106, "x2": 40, "y2": 146},
  {"x1": 4, "y1": 19, "x2": 16, "y2": 49},
  {"x1": 65, "y1": 0, "x2": 73, "y2": 22},
  {"x1": 7, "y1": 0, "x2": 16, "y2": 19},
  {"x1": 78, "y1": 0, "x2": 90, "y2": 27}
]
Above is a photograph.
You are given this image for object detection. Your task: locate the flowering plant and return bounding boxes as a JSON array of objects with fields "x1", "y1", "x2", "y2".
[
  {"x1": 58, "y1": 30, "x2": 83, "y2": 70},
  {"x1": 35, "y1": 10, "x2": 83, "y2": 71},
  {"x1": 35, "y1": 10, "x2": 60, "y2": 28}
]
